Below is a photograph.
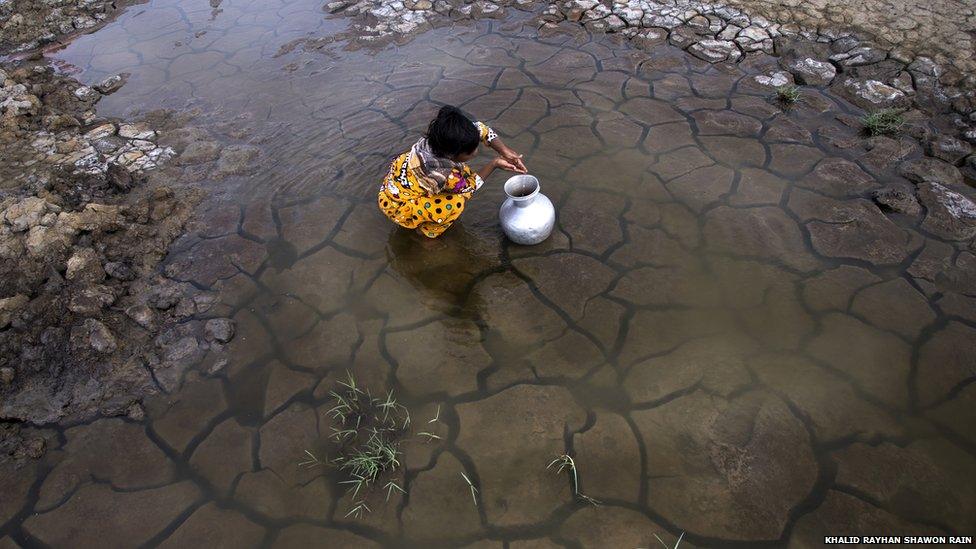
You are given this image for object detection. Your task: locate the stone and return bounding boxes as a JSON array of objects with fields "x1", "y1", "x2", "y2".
[
  {"x1": 860, "y1": 136, "x2": 921, "y2": 172},
  {"x1": 455, "y1": 385, "x2": 585, "y2": 527},
  {"x1": 94, "y1": 74, "x2": 125, "y2": 94},
  {"x1": 67, "y1": 284, "x2": 116, "y2": 316},
  {"x1": 24, "y1": 481, "x2": 201, "y2": 547},
  {"x1": 0, "y1": 294, "x2": 29, "y2": 329},
  {"x1": 118, "y1": 123, "x2": 156, "y2": 140},
  {"x1": 688, "y1": 39, "x2": 742, "y2": 63},
  {"x1": 872, "y1": 186, "x2": 921, "y2": 216},
  {"x1": 0, "y1": 367, "x2": 13, "y2": 385},
  {"x1": 151, "y1": 378, "x2": 226, "y2": 452},
  {"x1": 842, "y1": 79, "x2": 909, "y2": 110},
  {"x1": 899, "y1": 157, "x2": 963, "y2": 186},
  {"x1": 927, "y1": 134, "x2": 972, "y2": 165},
  {"x1": 471, "y1": 272, "x2": 565, "y2": 350},
  {"x1": 82, "y1": 319, "x2": 116, "y2": 353},
  {"x1": 204, "y1": 317, "x2": 235, "y2": 343},
  {"x1": 916, "y1": 182, "x2": 976, "y2": 241},
  {"x1": 633, "y1": 390, "x2": 817, "y2": 540},
  {"x1": 3, "y1": 196, "x2": 48, "y2": 232},
  {"x1": 159, "y1": 503, "x2": 264, "y2": 549},
  {"x1": 784, "y1": 57, "x2": 836, "y2": 86},
  {"x1": 808, "y1": 313, "x2": 911, "y2": 407},
  {"x1": 72, "y1": 86, "x2": 99, "y2": 101},
  {"x1": 511, "y1": 252, "x2": 616, "y2": 320},
  {"x1": 916, "y1": 321, "x2": 976, "y2": 407},
  {"x1": 125, "y1": 304, "x2": 155, "y2": 330}
]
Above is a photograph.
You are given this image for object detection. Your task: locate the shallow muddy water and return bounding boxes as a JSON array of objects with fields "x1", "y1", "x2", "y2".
[{"x1": 3, "y1": 0, "x2": 975, "y2": 547}]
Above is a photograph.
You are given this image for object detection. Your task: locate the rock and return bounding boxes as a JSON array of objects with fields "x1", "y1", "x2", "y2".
[
  {"x1": 927, "y1": 134, "x2": 973, "y2": 165},
  {"x1": 834, "y1": 46, "x2": 886, "y2": 67},
  {"x1": 704, "y1": 206, "x2": 819, "y2": 272},
  {"x1": 687, "y1": 39, "x2": 741, "y2": 63},
  {"x1": 899, "y1": 157, "x2": 964, "y2": 186},
  {"x1": 118, "y1": 123, "x2": 156, "y2": 140},
  {"x1": 82, "y1": 319, "x2": 116, "y2": 353},
  {"x1": 401, "y1": 452, "x2": 483, "y2": 540},
  {"x1": 104, "y1": 261, "x2": 136, "y2": 281},
  {"x1": 72, "y1": 86, "x2": 99, "y2": 101},
  {"x1": 387, "y1": 319, "x2": 485, "y2": 397},
  {"x1": 872, "y1": 187, "x2": 921, "y2": 216},
  {"x1": 68, "y1": 284, "x2": 116, "y2": 315},
  {"x1": 3, "y1": 196, "x2": 49, "y2": 232},
  {"x1": 851, "y1": 278, "x2": 936, "y2": 338},
  {"x1": 148, "y1": 283, "x2": 183, "y2": 310},
  {"x1": 916, "y1": 321, "x2": 976, "y2": 407},
  {"x1": 0, "y1": 367, "x2": 13, "y2": 385},
  {"x1": 125, "y1": 304, "x2": 155, "y2": 330},
  {"x1": 559, "y1": 506, "x2": 680, "y2": 549},
  {"x1": 106, "y1": 162, "x2": 133, "y2": 191},
  {"x1": 204, "y1": 317, "x2": 235, "y2": 343},
  {"x1": 843, "y1": 79, "x2": 909, "y2": 110},
  {"x1": 190, "y1": 419, "x2": 252, "y2": 496},
  {"x1": 93, "y1": 74, "x2": 126, "y2": 94},
  {"x1": 753, "y1": 71, "x2": 791, "y2": 88},
  {"x1": 784, "y1": 57, "x2": 836, "y2": 86},
  {"x1": 789, "y1": 490, "x2": 943, "y2": 547},
  {"x1": 916, "y1": 182, "x2": 976, "y2": 241},
  {"x1": 0, "y1": 294, "x2": 29, "y2": 329},
  {"x1": 65, "y1": 248, "x2": 105, "y2": 283}
]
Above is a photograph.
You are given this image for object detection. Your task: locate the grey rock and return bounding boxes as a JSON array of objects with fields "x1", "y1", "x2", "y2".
[
  {"x1": 687, "y1": 39, "x2": 741, "y2": 63},
  {"x1": 843, "y1": 79, "x2": 909, "y2": 110},
  {"x1": 84, "y1": 319, "x2": 117, "y2": 354},
  {"x1": 214, "y1": 145, "x2": 260, "y2": 177},
  {"x1": 94, "y1": 74, "x2": 125, "y2": 94},
  {"x1": 927, "y1": 134, "x2": 973, "y2": 166},
  {"x1": 0, "y1": 294, "x2": 30, "y2": 329},
  {"x1": 65, "y1": 248, "x2": 105, "y2": 283},
  {"x1": 104, "y1": 261, "x2": 136, "y2": 281},
  {"x1": 68, "y1": 285, "x2": 116, "y2": 316},
  {"x1": 125, "y1": 304, "x2": 156, "y2": 330},
  {"x1": 148, "y1": 284, "x2": 183, "y2": 310},
  {"x1": 785, "y1": 57, "x2": 836, "y2": 86},
  {"x1": 872, "y1": 187, "x2": 921, "y2": 216},
  {"x1": 917, "y1": 182, "x2": 976, "y2": 241},
  {"x1": 179, "y1": 140, "x2": 222, "y2": 165},
  {"x1": 899, "y1": 157, "x2": 964, "y2": 187},
  {"x1": 204, "y1": 318, "x2": 235, "y2": 343},
  {"x1": 835, "y1": 46, "x2": 886, "y2": 67},
  {"x1": 0, "y1": 367, "x2": 13, "y2": 385}
]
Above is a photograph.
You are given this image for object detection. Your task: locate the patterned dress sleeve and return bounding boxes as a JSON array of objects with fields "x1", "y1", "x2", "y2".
[
  {"x1": 474, "y1": 121, "x2": 498, "y2": 144},
  {"x1": 445, "y1": 165, "x2": 485, "y2": 195}
]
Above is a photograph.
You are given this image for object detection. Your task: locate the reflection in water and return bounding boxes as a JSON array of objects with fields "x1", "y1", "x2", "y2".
[{"x1": 3, "y1": 0, "x2": 974, "y2": 547}]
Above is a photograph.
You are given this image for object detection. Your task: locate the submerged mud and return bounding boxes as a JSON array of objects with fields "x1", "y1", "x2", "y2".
[{"x1": 0, "y1": 0, "x2": 975, "y2": 547}]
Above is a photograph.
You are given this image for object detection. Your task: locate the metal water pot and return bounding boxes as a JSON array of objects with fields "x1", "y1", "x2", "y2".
[{"x1": 499, "y1": 175, "x2": 555, "y2": 245}]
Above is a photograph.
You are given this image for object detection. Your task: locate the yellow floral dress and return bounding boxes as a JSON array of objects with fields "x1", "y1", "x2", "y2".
[{"x1": 378, "y1": 121, "x2": 497, "y2": 238}]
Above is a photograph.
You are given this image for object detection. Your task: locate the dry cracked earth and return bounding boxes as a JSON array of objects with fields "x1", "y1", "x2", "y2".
[{"x1": 1, "y1": 0, "x2": 976, "y2": 547}]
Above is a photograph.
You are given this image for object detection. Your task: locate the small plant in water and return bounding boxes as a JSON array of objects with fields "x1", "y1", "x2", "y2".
[
  {"x1": 776, "y1": 84, "x2": 801, "y2": 104},
  {"x1": 308, "y1": 371, "x2": 411, "y2": 519},
  {"x1": 639, "y1": 531, "x2": 686, "y2": 549},
  {"x1": 460, "y1": 471, "x2": 479, "y2": 507},
  {"x1": 861, "y1": 109, "x2": 905, "y2": 136},
  {"x1": 547, "y1": 454, "x2": 600, "y2": 506}
]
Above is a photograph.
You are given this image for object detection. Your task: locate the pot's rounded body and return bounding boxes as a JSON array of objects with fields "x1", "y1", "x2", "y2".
[{"x1": 499, "y1": 175, "x2": 555, "y2": 245}]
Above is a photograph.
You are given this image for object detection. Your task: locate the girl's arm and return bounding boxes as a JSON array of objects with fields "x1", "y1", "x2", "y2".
[
  {"x1": 487, "y1": 137, "x2": 527, "y2": 173},
  {"x1": 477, "y1": 157, "x2": 521, "y2": 181}
]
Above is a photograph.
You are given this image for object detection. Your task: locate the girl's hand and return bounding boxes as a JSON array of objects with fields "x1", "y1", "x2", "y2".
[
  {"x1": 503, "y1": 152, "x2": 528, "y2": 173},
  {"x1": 493, "y1": 157, "x2": 525, "y2": 173}
]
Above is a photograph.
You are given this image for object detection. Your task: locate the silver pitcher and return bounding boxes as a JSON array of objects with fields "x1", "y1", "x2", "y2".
[{"x1": 499, "y1": 175, "x2": 555, "y2": 245}]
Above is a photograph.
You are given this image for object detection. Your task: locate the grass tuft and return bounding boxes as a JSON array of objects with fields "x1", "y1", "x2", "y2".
[
  {"x1": 776, "y1": 84, "x2": 801, "y2": 104},
  {"x1": 861, "y1": 109, "x2": 905, "y2": 136},
  {"x1": 460, "y1": 472, "x2": 479, "y2": 507},
  {"x1": 547, "y1": 454, "x2": 601, "y2": 506}
]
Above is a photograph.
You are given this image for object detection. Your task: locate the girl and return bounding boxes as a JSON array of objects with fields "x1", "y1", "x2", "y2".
[{"x1": 377, "y1": 105, "x2": 527, "y2": 238}]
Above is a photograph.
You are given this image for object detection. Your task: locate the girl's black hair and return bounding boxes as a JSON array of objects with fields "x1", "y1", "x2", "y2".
[{"x1": 426, "y1": 105, "x2": 480, "y2": 159}]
